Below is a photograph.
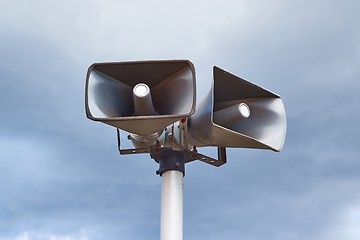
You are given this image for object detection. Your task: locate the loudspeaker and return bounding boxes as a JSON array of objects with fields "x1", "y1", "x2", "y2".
[
  {"x1": 187, "y1": 66, "x2": 286, "y2": 152},
  {"x1": 85, "y1": 60, "x2": 196, "y2": 136}
]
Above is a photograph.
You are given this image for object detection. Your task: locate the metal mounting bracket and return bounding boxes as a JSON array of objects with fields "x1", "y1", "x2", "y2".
[
  {"x1": 117, "y1": 128, "x2": 150, "y2": 154},
  {"x1": 116, "y1": 129, "x2": 227, "y2": 167}
]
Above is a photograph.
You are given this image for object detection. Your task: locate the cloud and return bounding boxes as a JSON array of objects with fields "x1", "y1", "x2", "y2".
[
  {"x1": 5, "y1": 230, "x2": 89, "y2": 240},
  {"x1": 1, "y1": 0, "x2": 360, "y2": 239}
]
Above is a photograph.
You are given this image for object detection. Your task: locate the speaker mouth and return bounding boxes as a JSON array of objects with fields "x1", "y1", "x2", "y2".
[
  {"x1": 213, "y1": 103, "x2": 250, "y2": 127},
  {"x1": 133, "y1": 83, "x2": 150, "y2": 97}
]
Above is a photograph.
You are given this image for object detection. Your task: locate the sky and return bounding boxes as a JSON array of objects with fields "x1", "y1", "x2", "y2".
[{"x1": 0, "y1": 0, "x2": 360, "y2": 239}]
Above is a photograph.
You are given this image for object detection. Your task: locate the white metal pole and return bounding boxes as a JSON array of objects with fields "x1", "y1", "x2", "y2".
[{"x1": 160, "y1": 170, "x2": 184, "y2": 240}]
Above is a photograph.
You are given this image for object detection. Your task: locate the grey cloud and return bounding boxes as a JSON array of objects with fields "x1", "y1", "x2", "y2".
[{"x1": 1, "y1": 0, "x2": 360, "y2": 239}]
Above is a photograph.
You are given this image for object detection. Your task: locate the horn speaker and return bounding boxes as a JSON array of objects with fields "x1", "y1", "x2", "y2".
[
  {"x1": 187, "y1": 66, "x2": 286, "y2": 151},
  {"x1": 85, "y1": 60, "x2": 196, "y2": 136}
]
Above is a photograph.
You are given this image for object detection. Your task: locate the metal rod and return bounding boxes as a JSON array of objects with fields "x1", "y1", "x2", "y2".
[
  {"x1": 217, "y1": 147, "x2": 227, "y2": 164},
  {"x1": 160, "y1": 170, "x2": 183, "y2": 240}
]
